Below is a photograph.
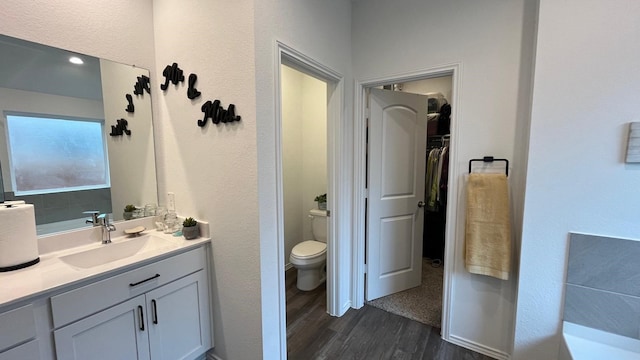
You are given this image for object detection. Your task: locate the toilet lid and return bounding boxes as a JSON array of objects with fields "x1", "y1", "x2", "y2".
[{"x1": 291, "y1": 240, "x2": 326, "y2": 259}]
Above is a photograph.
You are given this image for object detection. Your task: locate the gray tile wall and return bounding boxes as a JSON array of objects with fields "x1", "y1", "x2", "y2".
[
  {"x1": 4, "y1": 188, "x2": 112, "y2": 224},
  {"x1": 565, "y1": 233, "x2": 640, "y2": 339}
]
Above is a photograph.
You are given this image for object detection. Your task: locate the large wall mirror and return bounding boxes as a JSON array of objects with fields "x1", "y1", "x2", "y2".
[{"x1": 0, "y1": 34, "x2": 158, "y2": 235}]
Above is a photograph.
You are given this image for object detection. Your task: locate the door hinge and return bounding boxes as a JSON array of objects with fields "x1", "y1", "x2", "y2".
[
  {"x1": 364, "y1": 188, "x2": 369, "y2": 198},
  {"x1": 363, "y1": 264, "x2": 367, "y2": 274},
  {"x1": 326, "y1": 210, "x2": 331, "y2": 217}
]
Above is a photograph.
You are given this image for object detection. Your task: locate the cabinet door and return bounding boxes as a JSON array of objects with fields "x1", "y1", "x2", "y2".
[
  {"x1": 0, "y1": 339, "x2": 39, "y2": 360},
  {"x1": 54, "y1": 295, "x2": 151, "y2": 360},
  {"x1": 147, "y1": 270, "x2": 211, "y2": 360},
  {"x1": 0, "y1": 304, "x2": 36, "y2": 353}
]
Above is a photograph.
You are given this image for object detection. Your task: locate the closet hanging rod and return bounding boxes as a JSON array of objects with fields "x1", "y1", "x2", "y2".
[{"x1": 468, "y1": 156, "x2": 509, "y2": 177}]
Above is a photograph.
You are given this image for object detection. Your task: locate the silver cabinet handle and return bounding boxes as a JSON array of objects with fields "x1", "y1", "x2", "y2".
[
  {"x1": 152, "y1": 299, "x2": 158, "y2": 324},
  {"x1": 418, "y1": 201, "x2": 426, "y2": 208},
  {"x1": 138, "y1": 305, "x2": 145, "y2": 331}
]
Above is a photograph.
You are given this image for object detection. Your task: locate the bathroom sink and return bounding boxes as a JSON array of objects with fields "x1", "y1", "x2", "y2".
[{"x1": 59, "y1": 234, "x2": 175, "y2": 269}]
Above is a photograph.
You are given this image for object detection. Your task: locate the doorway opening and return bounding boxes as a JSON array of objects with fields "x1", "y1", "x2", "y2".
[
  {"x1": 280, "y1": 62, "x2": 330, "y2": 356},
  {"x1": 274, "y1": 42, "x2": 346, "y2": 358},
  {"x1": 365, "y1": 76, "x2": 453, "y2": 330},
  {"x1": 352, "y1": 64, "x2": 460, "y2": 341}
]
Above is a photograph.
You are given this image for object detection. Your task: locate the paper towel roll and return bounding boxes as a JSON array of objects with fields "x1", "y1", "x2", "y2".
[{"x1": 0, "y1": 204, "x2": 40, "y2": 271}]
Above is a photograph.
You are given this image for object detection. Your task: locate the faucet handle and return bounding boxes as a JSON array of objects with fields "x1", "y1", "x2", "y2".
[
  {"x1": 84, "y1": 210, "x2": 100, "y2": 226},
  {"x1": 97, "y1": 213, "x2": 115, "y2": 228}
]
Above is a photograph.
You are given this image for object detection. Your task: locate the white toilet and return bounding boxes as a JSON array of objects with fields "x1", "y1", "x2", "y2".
[{"x1": 290, "y1": 209, "x2": 328, "y2": 291}]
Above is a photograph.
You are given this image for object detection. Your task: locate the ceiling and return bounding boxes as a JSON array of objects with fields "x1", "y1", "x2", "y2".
[{"x1": 0, "y1": 35, "x2": 102, "y2": 101}]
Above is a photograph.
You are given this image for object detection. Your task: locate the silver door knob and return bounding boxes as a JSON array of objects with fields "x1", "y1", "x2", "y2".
[{"x1": 418, "y1": 201, "x2": 426, "y2": 208}]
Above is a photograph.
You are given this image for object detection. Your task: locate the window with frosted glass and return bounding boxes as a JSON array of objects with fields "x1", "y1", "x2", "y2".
[{"x1": 6, "y1": 114, "x2": 109, "y2": 194}]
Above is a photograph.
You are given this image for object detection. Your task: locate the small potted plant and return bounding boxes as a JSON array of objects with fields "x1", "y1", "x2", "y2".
[
  {"x1": 123, "y1": 204, "x2": 136, "y2": 220},
  {"x1": 182, "y1": 217, "x2": 199, "y2": 240},
  {"x1": 314, "y1": 193, "x2": 327, "y2": 210}
]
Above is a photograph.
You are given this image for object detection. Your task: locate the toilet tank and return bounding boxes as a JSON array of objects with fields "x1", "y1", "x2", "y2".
[{"x1": 309, "y1": 209, "x2": 328, "y2": 243}]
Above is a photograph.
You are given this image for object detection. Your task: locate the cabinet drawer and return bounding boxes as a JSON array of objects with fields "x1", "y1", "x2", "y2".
[
  {"x1": 0, "y1": 304, "x2": 36, "y2": 352},
  {"x1": 51, "y1": 246, "x2": 206, "y2": 329},
  {"x1": 0, "y1": 339, "x2": 39, "y2": 360}
]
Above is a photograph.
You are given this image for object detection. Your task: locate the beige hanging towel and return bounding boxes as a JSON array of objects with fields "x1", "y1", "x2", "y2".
[{"x1": 465, "y1": 173, "x2": 512, "y2": 280}]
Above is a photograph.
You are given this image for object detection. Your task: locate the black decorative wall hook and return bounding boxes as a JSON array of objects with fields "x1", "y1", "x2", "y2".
[
  {"x1": 125, "y1": 94, "x2": 134, "y2": 113},
  {"x1": 198, "y1": 100, "x2": 241, "y2": 127},
  {"x1": 187, "y1": 73, "x2": 201, "y2": 100},
  {"x1": 110, "y1": 119, "x2": 131, "y2": 136},
  {"x1": 160, "y1": 63, "x2": 184, "y2": 91},
  {"x1": 134, "y1": 75, "x2": 151, "y2": 96}
]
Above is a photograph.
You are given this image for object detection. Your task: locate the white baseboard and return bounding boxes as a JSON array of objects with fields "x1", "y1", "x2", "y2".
[
  {"x1": 447, "y1": 335, "x2": 510, "y2": 360},
  {"x1": 339, "y1": 300, "x2": 351, "y2": 316},
  {"x1": 206, "y1": 350, "x2": 223, "y2": 360}
]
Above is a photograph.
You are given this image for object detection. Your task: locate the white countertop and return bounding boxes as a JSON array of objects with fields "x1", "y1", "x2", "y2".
[
  {"x1": 0, "y1": 217, "x2": 211, "y2": 309},
  {"x1": 561, "y1": 321, "x2": 640, "y2": 360}
]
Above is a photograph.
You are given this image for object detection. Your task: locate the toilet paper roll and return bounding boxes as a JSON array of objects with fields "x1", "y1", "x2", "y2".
[{"x1": 0, "y1": 204, "x2": 39, "y2": 271}]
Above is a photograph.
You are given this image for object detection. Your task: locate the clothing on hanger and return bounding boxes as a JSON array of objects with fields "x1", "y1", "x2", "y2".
[{"x1": 425, "y1": 140, "x2": 449, "y2": 212}]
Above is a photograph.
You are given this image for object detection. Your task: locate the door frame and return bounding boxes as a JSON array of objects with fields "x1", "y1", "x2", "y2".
[
  {"x1": 352, "y1": 63, "x2": 461, "y2": 341},
  {"x1": 273, "y1": 41, "x2": 348, "y2": 350}
]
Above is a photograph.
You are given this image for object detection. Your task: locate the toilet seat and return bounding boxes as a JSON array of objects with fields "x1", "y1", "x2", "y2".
[{"x1": 291, "y1": 240, "x2": 326, "y2": 259}]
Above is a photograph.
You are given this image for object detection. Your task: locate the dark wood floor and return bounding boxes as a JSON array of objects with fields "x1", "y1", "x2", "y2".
[{"x1": 286, "y1": 268, "x2": 495, "y2": 360}]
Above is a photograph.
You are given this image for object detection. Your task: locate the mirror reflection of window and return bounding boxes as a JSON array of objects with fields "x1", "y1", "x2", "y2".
[
  {"x1": 0, "y1": 34, "x2": 158, "y2": 234},
  {"x1": 5, "y1": 113, "x2": 109, "y2": 195}
]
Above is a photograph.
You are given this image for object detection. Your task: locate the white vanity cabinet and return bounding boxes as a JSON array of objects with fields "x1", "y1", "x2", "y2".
[
  {"x1": 146, "y1": 271, "x2": 210, "y2": 360},
  {"x1": 52, "y1": 246, "x2": 212, "y2": 360},
  {"x1": 0, "y1": 304, "x2": 41, "y2": 360},
  {"x1": 0, "y1": 340, "x2": 41, "y2": 360},
  {"x1": 55, "y1": 295, "x2": 151, "y2": 360}
]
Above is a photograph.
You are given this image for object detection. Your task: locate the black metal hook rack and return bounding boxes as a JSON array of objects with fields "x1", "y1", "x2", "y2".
[{"x1": 468, "y1": 156, "x2": 509, "y2": 176}]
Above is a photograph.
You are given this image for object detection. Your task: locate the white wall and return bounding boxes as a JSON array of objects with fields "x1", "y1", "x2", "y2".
[
  {"x1": 282, "y1": 66, "x2": 305, "y2": 266},
  {"x1": 514, "y1": 1, "x2": 640, "y2": 359},
  {"x1": 254, "y1": 0, "x2": 352, "y2": 357},
  {"x1": 301, "y1": 73, "x2": 328, "y2": 243},
  {"x1": 282, "y1": 65, "x2": 328, "y2": 266},
  {"x1": 352, "y1": 0, "x2": 537, "y2": 356},
  {"x1": 0, "y1": 88, "x2": 104, "y2": 191},
  {"x1": 100, "y1": 60, "x2": 157, "y2": 220},
  {"x1": 0, "y1": 1, "x2": 155, "y2": 72},
  {"x1": 401, "y1": 76, "x2": 453, "y2": 102},
  {"x1": 151, "y1": 1, "x2": 261, "y2": 359}
]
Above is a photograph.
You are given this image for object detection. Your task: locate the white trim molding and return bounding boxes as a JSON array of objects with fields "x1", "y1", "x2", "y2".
[
  {"x1": 448, "y1": 334, "x2": 510, "y2": 360},
  {"x1": 206, "y1": 351, "x2": 223, "y2": 360}
]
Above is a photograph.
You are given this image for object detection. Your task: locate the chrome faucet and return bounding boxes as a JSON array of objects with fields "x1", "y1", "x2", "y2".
[
  {"x1": 84, "y1": 210, "x2": 101, "y2": 226},
  {"x1": 97, "y1": 213, "x2": 116, "y2": 244}
]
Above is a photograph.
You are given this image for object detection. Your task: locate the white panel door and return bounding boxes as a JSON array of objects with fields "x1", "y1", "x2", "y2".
[
  {"x1": 366, "y1": 88, "x2": 428, "y2": 301},
  {"x1": 54, "y1": 295, "x2": 150, "y2": 360},
  {"x1": 147, "y1": 270, "x2": 211, "y2": 360}
]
